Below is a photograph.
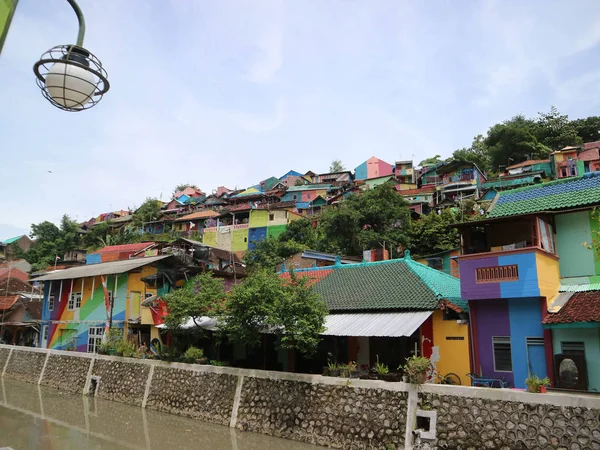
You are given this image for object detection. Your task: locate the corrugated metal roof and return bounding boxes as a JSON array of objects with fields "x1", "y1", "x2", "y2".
[
  {"x1": 322, "y1": 312, "x2": 432, "y2": 337},
  {"x1": 559, "y1": 277, "x2": 600, "y2": 292},
  {"x1": 32, "y1": 255, "x2": 172, "y2": 281}
]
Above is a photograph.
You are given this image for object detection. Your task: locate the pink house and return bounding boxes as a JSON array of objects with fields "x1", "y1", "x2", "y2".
[{"x1": 354, "y1": 156, "x2": 394, "y2": 180}]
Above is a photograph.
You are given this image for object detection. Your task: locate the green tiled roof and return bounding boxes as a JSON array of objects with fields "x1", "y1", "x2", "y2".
[
  {"x1": 310, "y1": 253, "x2": 464, "y2": 312},
  {"x1": 488, "y1": 173, "x2": 600, "y2": 218},
  {"x1": 3, "y1": 235, "x2": 24, "y2": 244}
]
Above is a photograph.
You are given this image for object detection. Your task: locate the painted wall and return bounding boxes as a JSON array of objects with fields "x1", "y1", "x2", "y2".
[
  {"x1": 459, "y1": 250, "x2": 546, "y2": 300},
  {"x1": 249, "y1": 210, "x2": 268, "y2": 228},
  {"x1": 507, "y1": 298, "x2": 547, "y2": 386},
  {"x1": 555, "y1": 211, "x2": 600, "y2": 277},
  {"x1": 471, "y1": 300, "x2": 515, "y2": 386},
  {"x1": 248, "y1": 227, "x2": 267, "y2": 250},
  {"x1": 354, "y1": 161, "x2": 368, "y2": 180},
  {"x1": 536, "y1": 251, "x2": 561, "y2": 303},
  {"x1": 42, "y1": 273, "x2": 127, "y2": 351},
  {"x1": 551, "y1": 328, "x2": 600, "y2": 392},
  {"x1": 431, "y1": 310, "x2": 470, "y2": 385},
  {"x1": 363, "y1": 176, "x2": 394, "y2": 190},
  {"x1": 231, "y1": 229, "x2": 249, "y2": 252},
  {"x1": 267, "y1": 225, "x2": 287, "y2": 239},
  {"x1": 202, "y1": 231, "x2": 217, "y2": 247},
  {"x1": 268, "y1": 210, "x2": 288, "y2": 226}
]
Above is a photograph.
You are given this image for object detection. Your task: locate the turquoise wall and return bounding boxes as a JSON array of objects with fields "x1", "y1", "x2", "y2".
[
  {"x1": 552, "y1": 328, "x2": 600, "y2": 392},
  {"x1": 355, "y1": 161, "x2": 367, "y2": 180},
  {"x1": 555, "y1": 211, "x2": 596, "y2": 277}
]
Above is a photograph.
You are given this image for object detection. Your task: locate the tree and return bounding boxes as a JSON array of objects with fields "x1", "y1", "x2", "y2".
[
  {"x1": 82, "y1": 222, "x2": 140, "y2": 250},
  {"x1": 408, "y1": 209, "x2": 460, "y2": 257},
  {"x1": 485, "y1": 115, "x2": 550, "y2": 170},
  {"x1": 536, "y1": 106, "x2": 582, "y2": 151},
  {"x1": 24, "y1": 215, "x2": 82, "y2": 270},
  {"x1": 318, "y1": 182, "x2": 410, "y2": 256},
  {"x1": 419, "y1": 155, "x2": 443, "y2": 167},
  {"x1": 572, "y1": 116, "x2": 600, "y2": 143},
  {"x1": 131, "y1": 198, "x2": 162, "y2": 229},
  {"x1": 243, "y1": 238, "x2": 306, "y2": 273},
  {"x1": 452, "y1": 135, "x2": 491, "y2": 173},
  {"x1": 329, "y1": 160, "x2": 345, "y2": 172},
  {"x1": 163, "y1": 272, "x2": 226, "y2": 330},
  {"x1": 173, "y1": 184, "x2": 200, "y2": 196},
  {"x1": 223, "y1": 270, "x2": 326, "y2": 356}
]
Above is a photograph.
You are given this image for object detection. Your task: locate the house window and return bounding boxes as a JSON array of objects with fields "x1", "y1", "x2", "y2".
[
  {"x1": 492, "y1": 336, "x2": 513, "y2": 372},
  {"x1": 476, "y1": 265, "x2": 519, "y2": 283},
  {"x1": 48, "y1": 294, "x2": 55, "y2": 312},
  {"x1": 68, "y1": 292, "x2": 82, "y2": 310},
  {"x1": 42, "y1": 325, "x2": 49, "y2": 343},
  {"x1": 561, "y1": 341, "x2": 585, "y2": 358},
  {"x1": 87, "y1": 327, "x2": 104, "y2": 353},
  {"x1": 269, "y1": 214, "x2": 274, "y2": 221},
  {"x1": 292, "y1": 195, "x2": 297, "y2": 200},
  {"x1": 145, "y1": 292, "x2": 154, "y2": 299},
  {"x1": 561, "y1": 168, "x2": 567, "y2": 177}
]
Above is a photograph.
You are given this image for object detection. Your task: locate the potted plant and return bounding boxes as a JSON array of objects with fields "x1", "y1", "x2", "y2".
[
  {"x1": 348, "y1": 361, "x2": 359, "y2": 379},
  {"x1": 374, "y1": 361, "x2": 389, "y2": 379},
  {"x1": 328, "y1": 361, "x2": 340, "y2": 377},
  {"x1": 183, "y1": 346, "x2": 205, "y2": 364},
  {"x1": 525, "y1": 375, "x2": 550, "y2": 393},
  {"x1": 403, "y1": 356, "x2": 431, "y2": 384}
]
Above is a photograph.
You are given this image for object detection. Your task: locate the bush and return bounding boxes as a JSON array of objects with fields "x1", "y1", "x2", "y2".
[
  {"x1": 183, "y1": 346, "x2": 204, "y2": 363},
  {"x1": 209, "y1": 360, "x2": 228, "y2": 366},
  {"x1": 402, "y1": 356, "x2": 430, "y2": 384}
]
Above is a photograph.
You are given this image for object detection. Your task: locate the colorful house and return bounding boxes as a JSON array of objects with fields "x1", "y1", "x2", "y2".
[
  {"x1": 173, "y1": 210, "x2": 220, "y2": 234},
  {"x1": 34, "y1": 255, "x2": 177, "y2": 351},
  {"x1": 394, "y1": 160, "x2": 416, "y2": 186},
  {"x1": 550, "y1": 142, "x2": 600, "y2": 179},
  {"x1": 396, "y1": 186, "x2": 435, "y2": 215},
  {"x1": 360, "y1": 175, "x2": 395, "y2": 190},
  {"x1": 281, "y1": 184, "x2": 332, "y2": 204},
  {"x1": 434, "y1": 161, "x2": 486, "y2": 205},
  {"x1": 307, "y1": 171, "x2": 354, "y2": 185},
  {"x1": 354, "y1": 157, "x2": 394, "y2": 181},
  {"x1": 280, "y1": 252, "x2": 471, "y2": 384},
  {"x1": 456, "y1": 172, "x2": 600, "y2": 390}
]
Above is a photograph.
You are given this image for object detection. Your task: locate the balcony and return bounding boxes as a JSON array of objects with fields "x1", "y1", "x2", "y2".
[{"x1": 456, "y1": 215, "x2": 560, "y2": 301}]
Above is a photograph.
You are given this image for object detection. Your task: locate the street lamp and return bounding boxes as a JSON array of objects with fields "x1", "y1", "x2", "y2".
[{"x1": 32, "y1": 0, "x2": 109, "y2": 111}]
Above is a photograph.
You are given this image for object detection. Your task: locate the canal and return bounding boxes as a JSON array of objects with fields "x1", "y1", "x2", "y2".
[{"x1": 0, "y1": 378, "x2": 320, "y2": 450}]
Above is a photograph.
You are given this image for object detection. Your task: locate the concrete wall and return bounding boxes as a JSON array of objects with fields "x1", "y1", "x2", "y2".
[
  {"x1": 431, "y1": 310, "x2": 470, "y2": 385},
  {"x1": 555, "y1": 211, "x2": 598, "y2": 277},
  {"x1": 1, "y1": 344, "x2": 600, "y2": 450}
]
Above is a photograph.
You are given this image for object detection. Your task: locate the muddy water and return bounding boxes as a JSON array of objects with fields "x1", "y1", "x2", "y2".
[{"x1": 0, "y1": 378, "x2": 320, "y2": 450}]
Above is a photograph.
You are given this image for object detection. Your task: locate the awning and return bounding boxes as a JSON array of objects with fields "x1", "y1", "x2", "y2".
[
  {"x1": 32, "y1": 255, "x2": 172, "y2": 281},
  {"x1": 141, "y1": 294, "x2": 158, "y2": 307},
  {"x1": 322, "y1": 312, "x2": 432, "y2": 337}
]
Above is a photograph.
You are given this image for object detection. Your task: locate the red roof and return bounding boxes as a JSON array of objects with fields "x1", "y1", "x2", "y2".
[
  {"x1": 584, "y1": 141, "x2": 600, "y2": 150},
  {"x1": 95, "y1": 243, "x2": 154, "y2": 254},
  {"x1": 542, "y1": 291, "x2": 600, "y2": 324},
  {"x1": 280, "y1": 269, "x2": 334, "y2": 287},
  {"x1": 0, "y1": 268, "x2": 29, "y2": 282},
  {"x1": 0, "y1": 295, "x2": 19, "y2": 311}
]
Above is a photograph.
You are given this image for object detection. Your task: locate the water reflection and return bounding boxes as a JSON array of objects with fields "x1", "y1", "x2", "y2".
[{"x1": 0, "y1": 378, "x2": 319, "y2": 450}]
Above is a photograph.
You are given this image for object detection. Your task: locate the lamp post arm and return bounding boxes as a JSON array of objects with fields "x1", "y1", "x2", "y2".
[{"x1": 66, "y1": 0, "x2": 86, "y2": 47}]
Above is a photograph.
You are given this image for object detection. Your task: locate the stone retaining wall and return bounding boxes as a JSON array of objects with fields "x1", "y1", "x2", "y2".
[
  {"x1": 41, "y1": 353, "x2": 90, "y2": 393},
  {"x1": 91, "y1": 359, "x2": 151, "y2": 406},
  {"x1": 4, "y1": 348, "x2": 46, "y2": 383},
  {"x1": 145, "y1": 366, "x2": 237, "y2": 425},
  {"x1": 2, "y1": 344, "x2": 600, "y2": 450}
]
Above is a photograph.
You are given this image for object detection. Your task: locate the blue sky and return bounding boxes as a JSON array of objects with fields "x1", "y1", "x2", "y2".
[{"x1": 1, "y1": 0, "x2": 600, "y2": 239}]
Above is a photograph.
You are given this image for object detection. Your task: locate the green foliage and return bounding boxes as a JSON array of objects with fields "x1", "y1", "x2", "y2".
[
  {"x1": 243, "y1": 237, "x2": 306, "y2": 273},
  {"x1": 329, "y1": 159, "x2": 345, "y2": 172},
  {"x1": 163, "y1": 272, "x2": 226, "y2": 330},
  {"x1": 452, "y1": 135, "x2": 491, "y2": 173},
  {"x1": 183, "y1": 346, "x2": 204, "y2": 363},
  {"x1": 485, "y1": 115, "x2": 551, "y2": 171},
  {"x1": 525, "y1": 375, "x2": 551, "y2": 392},
  {"x1": 536, "y1": 106, "x2": 582, "y2": 151},
  {"x1": 408, "y1": 209, "x2": 459, "y2": 257},
  {"x1": 223, "y1": 269, "x2": 326, "y2": 355},
  {"x1": 82, "y1": 222, "x2": 141, "y2": 251},
  {"x1": 374, "y1": 361, "x2": 389, "y2": 375},
  {"x1": 571, "y1": 116, "x2": 600, "y2": 143},
  {"x1": 8, "y1": 243, "x2": 27, "y2": 260},
  {"x1": 419, "y1": 155, "x2": 443, "y2": 167},
  {"x1": 131, "y1": 198, "x2": 162, "y2": 229},
  {"x1": 209, "y1": 360, "x2": 229, "y2": 366},
  {"x1": 402, "y1": 356, "x2": 430, "y2": 384},
  {"x1": 318, "y1": 183, "x2": 410, "y2": 256},
  {"x1": 24, "y1": 215, "x2": 82, "y2": 270}
]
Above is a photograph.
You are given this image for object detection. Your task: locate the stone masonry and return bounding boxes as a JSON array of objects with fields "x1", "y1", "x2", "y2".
[
  {"x1": 419, "y1": 392, "x2": 600, "y2": 450},
  {"x1": 0, "y1": 347, "x2": 9, "y2": 370},
  {"x1": 4, "y1": 349, "x2": 46, "y2": 383},
  {"x1": 91, "y1": 358, "x2": 150, "y2": 406},
  {"x1": 41, "y1": 354, "x2": 91, "y2": 393},
  {"x1": 236, "y1": 377, "x2": 408, "y2": 449},
  {"x1": 145, "y1": 366, "x2": 238, "y2": 426}
]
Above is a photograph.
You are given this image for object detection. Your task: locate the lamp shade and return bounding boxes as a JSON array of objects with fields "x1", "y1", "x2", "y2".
[{"x1": 45, "y1": 61, "x2": 97, "y2": 109}]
